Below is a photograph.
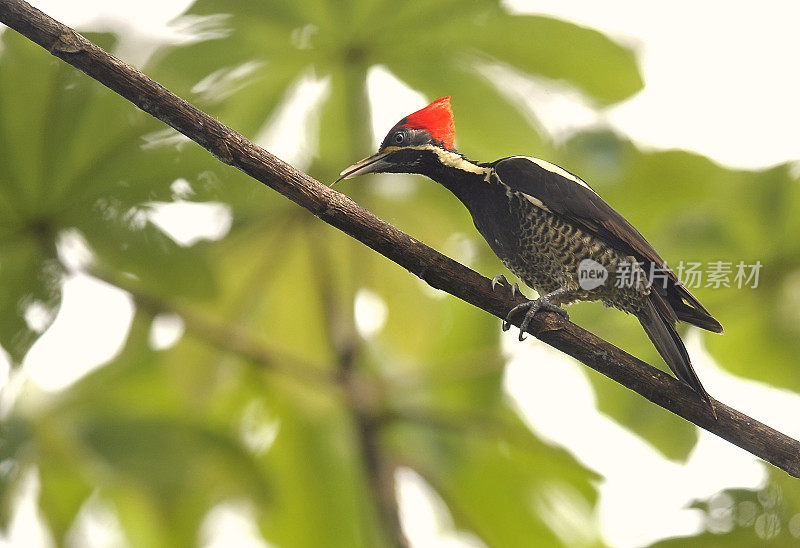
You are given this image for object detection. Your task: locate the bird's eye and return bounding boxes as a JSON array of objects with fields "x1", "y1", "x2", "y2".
[{"x1": 393, "y1": 131, "x2": 405, "y2": 144}]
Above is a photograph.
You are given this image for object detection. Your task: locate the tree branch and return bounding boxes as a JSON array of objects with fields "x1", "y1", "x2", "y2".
[{"x1": 2, "y1": 0, "x2": 799, "y2": 478}]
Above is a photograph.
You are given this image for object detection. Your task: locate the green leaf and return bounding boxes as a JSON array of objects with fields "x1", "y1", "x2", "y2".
[
  {"x1": 0, "y1": 234, "x2": 60, "y2": 364},
  {"x1": 464, "y1": 13, "x2": 643, "y2": 105},
  {"x1": 0, "y1": 31, "x2": 232, "y2": 361},
  {"x1": 651, "y1": 469, "x2": 800, "y2": 547},
  {"x1": 258, "y1": 402, "x2": 389, "y2": 547},
  {"x1": 37, "y1": 460, "x2": 93, "y2": 543},
  {"x1": 388, "y1": 410, "x2": 598, "y2": 548},
  {"x1": 18, "y1": 315, "x2": 273, "y2": 545},
  {"x1": 0, "y1": 417, "x2": 32, "y2": 530}
]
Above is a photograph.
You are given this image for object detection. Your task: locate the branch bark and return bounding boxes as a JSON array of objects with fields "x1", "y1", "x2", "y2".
[{"x1": 2, "y1": 0, "x2": 799, "y2": 478}]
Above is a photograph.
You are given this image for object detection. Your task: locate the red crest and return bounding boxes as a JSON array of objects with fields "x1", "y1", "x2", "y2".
[{"x1": 399, "y1": 96, "x2": 455, "y2": 149}]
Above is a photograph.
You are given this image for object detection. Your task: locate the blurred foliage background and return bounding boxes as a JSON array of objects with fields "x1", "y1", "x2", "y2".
[{"x1": 1, "y1": 0, "x2": 799, "y2": 546}]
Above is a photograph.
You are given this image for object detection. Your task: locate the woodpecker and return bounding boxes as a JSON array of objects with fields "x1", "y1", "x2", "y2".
[{"x1": 337, "y1": 96, "x2": 723, "y2": 413}]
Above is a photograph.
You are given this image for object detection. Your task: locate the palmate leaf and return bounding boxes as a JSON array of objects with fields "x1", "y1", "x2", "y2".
[
  {"x1": 461, "y1": 12, "x2": 642, "y2": 105},
  {"x1": 156, "y1": 0, "x2": 642, "y2": 173},
  {"x1": 150, "y1": 0, "x2": 319, "y2": 138},
  {"x1": 0, "y1": 32, "x2": 231, "y2": 363}
]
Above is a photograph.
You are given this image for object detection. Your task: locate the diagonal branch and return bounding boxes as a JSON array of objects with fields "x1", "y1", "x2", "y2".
[{"x1": 2, "y1": 0, "x2": 799, "y2": 478}]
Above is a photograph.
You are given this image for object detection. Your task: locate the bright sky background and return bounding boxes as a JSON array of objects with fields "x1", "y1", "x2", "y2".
[{"x1": 2, "y1": 1, "x2": 800, "y2": 547}]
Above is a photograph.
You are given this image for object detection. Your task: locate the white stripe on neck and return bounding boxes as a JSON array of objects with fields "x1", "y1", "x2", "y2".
[
  {"x1": 430, "y1": 147, "x2": 490, "y2": 176},
  {"x1": 382, "y1": 144, "x2": 490, "y2": 176}
]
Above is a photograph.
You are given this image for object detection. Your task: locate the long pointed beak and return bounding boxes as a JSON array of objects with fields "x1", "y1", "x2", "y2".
[{"x1": 334, "y1": 151, "x2": 391, "y2": 185}]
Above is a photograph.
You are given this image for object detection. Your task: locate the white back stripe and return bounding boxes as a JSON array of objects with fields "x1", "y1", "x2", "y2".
[
  {"x1": 522, "y1": 193, "x2": 551, "y2": 211},
  {"x1": 511, "y1": 156, "x2": 596, "y2": 193},
  {"x1": 493, "y1": 172, "x2": 552, "y2": 212}
]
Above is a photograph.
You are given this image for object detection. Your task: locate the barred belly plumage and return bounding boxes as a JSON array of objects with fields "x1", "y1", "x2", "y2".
[{"x1": 500, "y1": 192, "x2": 650, "y2": 314}]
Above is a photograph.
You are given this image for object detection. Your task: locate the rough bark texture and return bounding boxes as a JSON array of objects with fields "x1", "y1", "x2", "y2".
[{"x1": 1, "y1": 0, "x2": 799, "y2": 478}]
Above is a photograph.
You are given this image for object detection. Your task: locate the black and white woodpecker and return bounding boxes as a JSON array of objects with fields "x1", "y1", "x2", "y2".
[{"x1": 337, "y1": 96, "x2": 723, "y2": 413}]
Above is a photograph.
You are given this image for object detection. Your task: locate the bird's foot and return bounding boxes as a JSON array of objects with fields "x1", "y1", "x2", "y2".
[{"x1": 506, "y1": 295, "x2": 569, "y2": 341}]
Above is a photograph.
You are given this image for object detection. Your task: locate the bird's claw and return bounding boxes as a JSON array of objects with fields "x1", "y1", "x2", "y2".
[
  {"x1": 492, "y1": 275, "x2": 520, "y2": 331},
  {"x1": 506, "y1": 296, "x2": 569, "y2": 341},
  {"x1": 491, "y1": 275, "x2": 519, "y2": 297},
  {"x1": 491, "y1": 274, "x2": 507, "y2": 291}
]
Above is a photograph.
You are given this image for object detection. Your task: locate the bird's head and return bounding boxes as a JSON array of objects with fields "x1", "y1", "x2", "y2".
[{"x1": 336, "y1": 96, "x2": 456, "y2": 182}]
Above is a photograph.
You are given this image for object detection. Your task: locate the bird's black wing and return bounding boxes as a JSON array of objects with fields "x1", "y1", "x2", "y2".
[
  {"x1": 492, "y1": 155, "x2": 667, "y2": 269},
  {"x1": 491, "y1": 156, "x2": 722, "y2": 332}
]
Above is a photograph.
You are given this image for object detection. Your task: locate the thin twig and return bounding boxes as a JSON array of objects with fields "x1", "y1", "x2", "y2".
[{"x1": 1, "y1": 0, "x2": 799, "y2": 478}]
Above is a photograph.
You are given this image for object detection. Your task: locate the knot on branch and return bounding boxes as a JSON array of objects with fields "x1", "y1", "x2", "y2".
[{"x1": 49, "y1": 29, "x2": 83, "y2": 55}]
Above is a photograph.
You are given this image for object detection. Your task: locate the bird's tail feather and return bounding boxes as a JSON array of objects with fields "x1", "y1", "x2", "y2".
[
  {"x1": 638, "y1": 294, "x2": 716, "y2": 417},
  {"x1": 668, "y1": 285, "x2": 724, "y2": 333},
  {"x1": 671, "y1": 299, "x2": 724, "y2": 333}
]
